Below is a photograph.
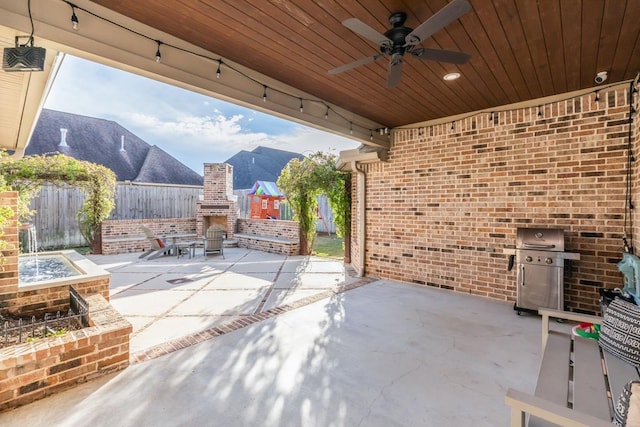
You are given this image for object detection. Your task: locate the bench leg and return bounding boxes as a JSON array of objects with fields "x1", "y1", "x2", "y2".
[{"x1": 510, "y1": 408, "x2": 525, "y2": 427}]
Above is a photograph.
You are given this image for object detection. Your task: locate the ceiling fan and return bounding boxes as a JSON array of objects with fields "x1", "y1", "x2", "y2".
[{"x1": 329, "y1": 0, "x2": 472, "y2": 88}]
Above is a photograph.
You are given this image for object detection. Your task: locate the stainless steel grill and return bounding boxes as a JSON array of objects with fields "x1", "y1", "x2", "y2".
[{"x1": 511, "y1": 228, "x2": 580, "y2": 314}]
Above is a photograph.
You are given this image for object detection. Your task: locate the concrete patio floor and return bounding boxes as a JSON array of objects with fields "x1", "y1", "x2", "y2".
[
  {"x1": 0, "y1": 248, "x2": 548, "y2": 426},
  {"x1": 90, "y1": 248, "x2": 361, "y2": 357}
]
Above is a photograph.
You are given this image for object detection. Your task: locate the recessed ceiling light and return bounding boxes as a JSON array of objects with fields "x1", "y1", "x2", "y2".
[{"x1": 443, "y1": 72, "x2": 461, "y2": 81}]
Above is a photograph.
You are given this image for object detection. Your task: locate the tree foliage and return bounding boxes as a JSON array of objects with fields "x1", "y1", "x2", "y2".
[
  {"x1": 0, "y1": 152, "x2": 116, "y2": 247},
  {"x1": 277, "y1": 152, "x2": 351, "y2": 254}
]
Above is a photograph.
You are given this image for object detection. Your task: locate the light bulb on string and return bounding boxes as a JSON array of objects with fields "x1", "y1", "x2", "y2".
[
  {"x1": 216, "y1": 61, "x2": 221, "y2": 79},
  {"x1": 370, "y1": 130, "x2": 373, "y2": 140},
  {"x1": 262, "y1": 85, "x2": 267, "y2": 102},
  {"x1": 349, "y1": 122, "x2": 353, "y2": 135},
  {"x1": 71, "y1": 6, "x2": 79, "y2": 30},
  {"x1": 537, "y1": 106, "x2": 542, "y2": 118},
  {"x1": 325, "y1": 107, "x2": 329, "y2": 120},
  {"x1": 594, "y1": 90, "x2": 600, "y2": 103},
  {"x1": 299, "y1": 98, "x2": 304, "y2": 113},
  {"x1": 450, "y1": 121, "x2": 455, "y2": 130},
  {"x1": 155, "y1": 41, "x2": 162, "y2": 63}
]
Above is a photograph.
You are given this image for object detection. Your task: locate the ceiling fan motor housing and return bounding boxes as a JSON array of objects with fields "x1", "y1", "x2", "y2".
[{"x1": 382, "y1": 12, "x2": 412, "y2": 55}]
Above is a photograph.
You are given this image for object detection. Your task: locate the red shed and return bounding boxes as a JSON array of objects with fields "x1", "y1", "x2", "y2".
[{"x1": 248, "y1": 181, "x2": 286, "y2": 219}]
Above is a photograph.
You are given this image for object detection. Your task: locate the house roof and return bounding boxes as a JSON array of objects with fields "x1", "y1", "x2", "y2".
[
  {"x1": 25, "y1": 109, "x2": 203, "y2": 185},
  {"x1": 249, "y1": 181, "x2": 285, "y2": 198},
  {"x1": 225, "y1": 146, "x2": 303, "y2": 190}
]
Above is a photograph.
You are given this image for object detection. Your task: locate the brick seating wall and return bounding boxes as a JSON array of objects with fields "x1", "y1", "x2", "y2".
[{"x1": 101, "y1": 218, "x2": 197, "y2": 255}]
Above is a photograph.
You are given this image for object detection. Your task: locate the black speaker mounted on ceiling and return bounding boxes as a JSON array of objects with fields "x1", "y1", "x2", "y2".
[{"x1": 2, "y1": 36, "x2": 46, "y2": 72}]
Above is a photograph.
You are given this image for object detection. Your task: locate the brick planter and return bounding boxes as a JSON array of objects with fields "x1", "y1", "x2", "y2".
[{"x1": 0, "y1": 293, "x2": 131, "y2": 412}]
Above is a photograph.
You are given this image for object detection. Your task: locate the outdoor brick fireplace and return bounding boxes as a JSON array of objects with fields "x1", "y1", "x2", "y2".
[{"x1": 196, "y1": 163, "x2": 238, "y2": 238}]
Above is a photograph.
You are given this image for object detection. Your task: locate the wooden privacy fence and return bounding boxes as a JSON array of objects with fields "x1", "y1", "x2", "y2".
[
  {"x1": 29, "y1": 183, "x2": 336, "y2": 249},
  {"x1": 234, "y1": 189, "x2": 336, "y2": 234}
]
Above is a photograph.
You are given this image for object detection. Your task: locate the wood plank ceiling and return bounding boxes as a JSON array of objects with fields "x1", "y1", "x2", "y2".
[{"x1": 91, "y1": 0, "x2": 640, "y2": 128}]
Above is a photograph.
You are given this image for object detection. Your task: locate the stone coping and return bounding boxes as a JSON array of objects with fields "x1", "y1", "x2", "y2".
[{"x1": 234, "y1": 233, "x2": 297, "y2": 244}]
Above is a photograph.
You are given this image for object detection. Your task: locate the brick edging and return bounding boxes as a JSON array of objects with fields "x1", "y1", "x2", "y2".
[{"x1": 130, "y1": 276, "x2": 376, "y2": 364}]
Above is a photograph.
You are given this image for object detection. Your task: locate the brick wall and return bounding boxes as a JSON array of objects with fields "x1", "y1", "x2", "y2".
[
  {"x1": 0, "y1": 293, "x2": 131, "y2": 412},
  {"x1": 236, "y1": 219, "x2": 300, "y2": 255},
  {"x1": 4, "y1": 277, "x2": 110, "y2": 317},
  {"x1": 101, "y1": 218, "x2": 197, "y2": 254},
  {"x1": 0, "y1": 192, "x2": 18, "y2": 298},
  {"x1": 237, "y1": 218, "x2": 299, "y2": 240},
  {"x1": 353, "y1": 87, "x2": 638, "y2": 314}
]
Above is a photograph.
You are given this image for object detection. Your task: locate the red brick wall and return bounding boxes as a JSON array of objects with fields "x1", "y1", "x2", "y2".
[
  {"x1": 0, "y1": 293, "x2": 131, "y2": 412},
  {"x1": 3, "y1": 278, "x2": 110, "y2": 317},
  {"x1": 236, "y1": 219, "x2": 300, "y2": 255},
  {"x1": 353, "y1": 87, "x2": 637, "y2": 314},
  {"x1": 101, "y1": 218, "x2": 197, "y2": 254},
  {"x1": 237, "y1": 218, "x2": 299, "y2": 240}
]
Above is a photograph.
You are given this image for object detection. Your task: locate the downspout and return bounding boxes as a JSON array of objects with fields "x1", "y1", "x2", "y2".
[{"x1": 352, "y1": 161, "x2": 366, "y2": 277}]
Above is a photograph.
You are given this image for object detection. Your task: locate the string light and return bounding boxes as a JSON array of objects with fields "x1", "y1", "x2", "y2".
[
  {"x1": 155, "y1": 40, "x2": 162, "y2": 63},
  {"x1": 489, "y1": 112, "x2": 494, "y2": 122},
  {"x1": 537, "y1": 106, "x2": 542, "y2": 118},
  {"x1": 70, "y1": 4, "x2": 79, "y2": 30},
  {"x1": 594, "y1": 90, "x2": 600, "y2": 103},
  {"x1": 54, "y1": 0, "x2": 394, "y2": 143},
  {"x1": 370, "y1": 130, "x2": 374, "y2": 140},
  {"x1": 262, "y1": 85, "x2": 267, "y2": 102},
  {"x1": 450, "y1": 121, "x2": 455, "y2": 130}
]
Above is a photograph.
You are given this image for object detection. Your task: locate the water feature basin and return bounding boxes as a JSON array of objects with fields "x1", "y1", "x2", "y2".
[
  {"x1": 19, "y1": 254, "x2": 81, "y2": 283},
  {"x1": 17, "y1": 250, "x2": 109, "y2": 291}
]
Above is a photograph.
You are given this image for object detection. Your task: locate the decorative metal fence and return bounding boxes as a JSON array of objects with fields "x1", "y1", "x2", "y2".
[{"x1": 1, "y1": 287, "x2": 89, "y2": 348}]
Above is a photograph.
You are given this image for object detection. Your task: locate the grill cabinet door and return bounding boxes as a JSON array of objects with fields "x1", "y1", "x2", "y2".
[{"x1": 517, "y1": 264, "x2": 563, "y2": 311}]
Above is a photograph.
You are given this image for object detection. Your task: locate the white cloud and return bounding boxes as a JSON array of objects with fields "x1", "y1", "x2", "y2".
[{"x1": 43, "y1": 55, "x2": 361, "y2": 174}]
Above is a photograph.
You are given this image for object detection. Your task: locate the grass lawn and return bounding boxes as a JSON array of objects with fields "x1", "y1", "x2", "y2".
[{"x1": 312, "y1": 234, "x2": 344, "y2": 259}]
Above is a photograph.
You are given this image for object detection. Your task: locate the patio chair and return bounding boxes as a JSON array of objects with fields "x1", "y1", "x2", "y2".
[
  {"x1": 203, "y1": 225, "x2": 225, "y2": 258},
  {"x1": 139, "y1": 225, "x2": 176, "y2": 260}
]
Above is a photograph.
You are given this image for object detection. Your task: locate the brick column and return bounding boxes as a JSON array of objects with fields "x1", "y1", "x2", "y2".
[{"x1": 0, "y1": 191, "x2": 19, "y2": 313}]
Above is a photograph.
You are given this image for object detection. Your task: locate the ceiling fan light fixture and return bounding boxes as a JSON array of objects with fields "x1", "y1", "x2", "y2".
[{"x1": 443, "y1": 72, "x2": 461, "y2": 81}]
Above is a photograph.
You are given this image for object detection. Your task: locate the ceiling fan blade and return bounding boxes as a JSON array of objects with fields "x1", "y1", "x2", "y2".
[
  {"x1": 342, "y1": 18, "x2": 392, "y2": 46},
  {"x1": 387, "y1": 53, "x2": 404, "y2": 88},
  {"x1": 405, "y1": 0, "x2": 472, "y2": 46},
  {"x1": 329, "y1": 54, "x2": 385, "y2": 75},
  {"x1": 412, "y1": 47, "x2": 471, "y2": 64}
]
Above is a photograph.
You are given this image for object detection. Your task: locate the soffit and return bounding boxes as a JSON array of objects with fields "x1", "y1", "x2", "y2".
[{"x1": 90, "y1": 0, "x2": 640, "y2": 128}]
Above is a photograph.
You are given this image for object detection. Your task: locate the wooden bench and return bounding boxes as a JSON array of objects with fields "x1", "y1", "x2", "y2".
[
  {"x1": 234, "y1": 233, "x2": 299, "y2": 256},
  {"x1": 505, "y1": 308, "x2": 640, "y2": 427}
]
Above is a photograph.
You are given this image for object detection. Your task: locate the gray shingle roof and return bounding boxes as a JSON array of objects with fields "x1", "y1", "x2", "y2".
[
  {"x1": 225, "y1": 146, "x2": 303, "y2": 189},
  {"x1": 26, "y1": 109, "x2": 203, "y2": 185}
]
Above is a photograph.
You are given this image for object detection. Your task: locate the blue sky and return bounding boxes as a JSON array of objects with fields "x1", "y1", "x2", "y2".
[{"x1": 43, "y1": 55, "x2": 359, "y2": 174}]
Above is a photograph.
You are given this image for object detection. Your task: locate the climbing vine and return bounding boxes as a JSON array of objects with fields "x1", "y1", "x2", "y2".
[
  {"x1": 0, "y1": 172, "x2": 13, "y2": 263},
  {"x1": 0, "y1": 152, "x2": 116, "y2": 251},
  {"x1": 277, "y1": 152, "x2": 351, "y2": 254}
]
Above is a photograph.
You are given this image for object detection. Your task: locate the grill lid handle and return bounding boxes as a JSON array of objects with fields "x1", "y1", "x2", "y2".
[{"x1": 523, "y1": 243, "x2": 556, "y2": 249}]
